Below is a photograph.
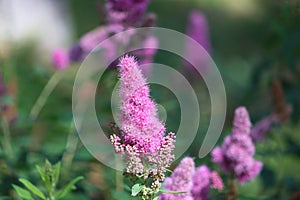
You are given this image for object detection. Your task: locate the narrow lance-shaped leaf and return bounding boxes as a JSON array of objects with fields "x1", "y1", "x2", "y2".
[
  {"x1": 13, "y1": 185, "x2": 34, "y2": 200},
  {"x1": 19, "y1": 179, "x2": 46, "y2": 200},
  {"x1": 53, "y1": 162, "x2": 61, "y2": 186},
  {"x1": 55, "y1": 176, "x2": 84, "y2": 200},
  {"x1": 159, "y1": 189, "x2": 186, "y2": 194},
  {"x1": 43, "y1": 160, "x2": 54, "y2": 192},
  {"x1": 36, "y1": 165, "x2": 46, "y2": 182}
]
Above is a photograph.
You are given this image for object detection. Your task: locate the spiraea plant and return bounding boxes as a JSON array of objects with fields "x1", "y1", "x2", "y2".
[
  {"x1": 110, "y1": 56, "x2": 176, "y2": 200},
  {"x1": 109, "y1": 56, "x2": 227, "y2": 200},
  {"x1": 211, "y1": 107, "x2": 263, "y2": 200},
  {"x1": 211, "y1": 107, "x2": 263, "y2": 184}
]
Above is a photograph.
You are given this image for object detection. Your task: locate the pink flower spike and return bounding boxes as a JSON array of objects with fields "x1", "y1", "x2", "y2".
[
  {"x1": 118, "y1": 55, "x2": 165, "y2": 154},
  {"x1": 233, "y1": 106, "x2": 252, "y2": 135},
  {"x1": 211, "y1": 107, "x2": 263, "y2": 183},
  {"x1": 210, "y1": 171, "x2": 224, "y2": 191},
  {"x1": 51, "y1": 48, "x2": 69, "y2": 70},
  {"x1": 186, "y1": 10, "x2": 211, "y2": 53},
  {"x1": 184, "y1": 10, "x2": 211, "y2": 74}
]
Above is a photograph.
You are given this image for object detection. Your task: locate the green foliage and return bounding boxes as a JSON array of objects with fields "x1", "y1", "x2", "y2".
[
  {"x1": 131, "y1": 184, "x2": 144, "y2": 197},
  {"x1": 18, "y1": 179, "x2": 46, "y2": 199},
  {"x1": 55, "y1": 177, "x2": 84, "y2": 200},
  {"x1": 12, "y1": 185, "x2": 34, "y2": 200},
  {"x1": 13, "y1": 160, "x2": 83, "y2": 200}
]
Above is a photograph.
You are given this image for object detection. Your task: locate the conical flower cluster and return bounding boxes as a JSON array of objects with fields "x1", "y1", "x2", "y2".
[
  {"x1": 184, "y1": 10, "x2": 211, "y2": 73},
  {"x1": 118, "y1": 55, "x2": 166, "y2": 154},
  {"x1": 110, "y1": 56, "x2": 176, "y2": 197},
  {"x1": 211, "y1": 107, "x2": 263, "y2": 183}
]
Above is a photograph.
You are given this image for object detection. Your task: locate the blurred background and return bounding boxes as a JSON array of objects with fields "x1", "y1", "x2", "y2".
[{"x1": 0, "y1": 0, "x2": 300, "y2": 199}]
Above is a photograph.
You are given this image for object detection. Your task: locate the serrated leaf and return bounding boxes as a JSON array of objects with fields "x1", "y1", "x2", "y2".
[
  {"x1": 131, "y1": 184, "x2": 144, "y2": 197},
  {"x1": 12, "y1": 185, "x2": 34, "y2": 200},
  {"x1": 55, "y1": 176, "x2": 83, "y2": 200},
  {"x1": 19, "y1": 179, "x2": 46, "y2": 200}
]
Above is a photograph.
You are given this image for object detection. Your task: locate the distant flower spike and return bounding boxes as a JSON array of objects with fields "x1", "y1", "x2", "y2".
[
  {"x1": 184, "y1": 10, "x2": 211, "y2": 73},
  {"x1": 105, "y1": 0, "x2": 150, "y2": 24},
  {"x1": 51, "y1": 48, "x2": 69, "y2": 70},
  {"x1": 211, "y1": 107, "x2": 263, "y2": 183}
]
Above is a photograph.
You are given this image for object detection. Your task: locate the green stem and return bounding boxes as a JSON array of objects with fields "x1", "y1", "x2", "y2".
[
  {"x1": 226, "y1": 178, "x2": 238, "y2": 200},
  {"x1": 116, "y1": 156, "x2": 123, "y2": 192},
  {"x1": 29, "y1": 71, "x2": 64, "y2": 121},
  {"x1": 0, "y1": 117, "x2": 13, "y2": 159},
  {"x1": 61, "y1": 122, "x2": 79, "y2": 179}
]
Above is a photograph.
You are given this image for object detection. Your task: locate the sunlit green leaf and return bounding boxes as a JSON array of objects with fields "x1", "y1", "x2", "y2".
[
  {"x1": 19, "y1": 179, "x2": 46, "y2": 200},
  {"x1": 12, "y1": 185, "x2": 34, "y2": 200},
  {"x1": 131, "y1": 184, "x2": 144, "y2": 197},
  {"x1": 53, "y1": 162, "x2": 61, "y2": 186}
]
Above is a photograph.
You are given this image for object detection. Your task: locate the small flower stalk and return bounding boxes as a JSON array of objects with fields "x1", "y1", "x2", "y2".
[
  {"x1": 251, "y1": 79, "x2": 292, "y2": 142},
  {"x1": 184, "y1": 10, "x2": 211, "y2": 73},
  {"x1": 110, "y1": 56, "x2": 175, "y2": 199}
]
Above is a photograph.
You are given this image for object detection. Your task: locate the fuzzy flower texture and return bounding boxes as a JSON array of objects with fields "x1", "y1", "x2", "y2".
[
  {"x1": 211, "y1": 107, "x2": 263, "y2": 183},
  {"x1": 52, "y1": 0, "x2": 157, "y2": 72},
  {"x1": 105, "y1": 0, "x2": 150, "y2": 24},
  {"x1": 110, "y1": 56, "x2": 175, "y2": 197},
  {"x1": 159, "y1": 157, "x2": 223, "y2": 200}
]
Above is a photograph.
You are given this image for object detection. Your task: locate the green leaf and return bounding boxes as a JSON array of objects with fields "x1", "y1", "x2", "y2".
[
  {"x1": 19, "y1": 179, "x2": 46, "y2": 200},
  {"x1": 131, "y1": 184, "x2": 144, "y2": 197},
  {"x1": 53, "y1": 162, "x2": 61, "y2": 185},
  {"x1": 43, "y1": 160, "x2": 54, "y2": 191},
  {"x1": 36, "y1": 165, "x2": 46, "y2": 182},
  {"x1": 55, "y1": 176, "x2": 84, "y2": 200},
  {"x1": 12, "y1": 185, "x2": 34, "y2": 200}
]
